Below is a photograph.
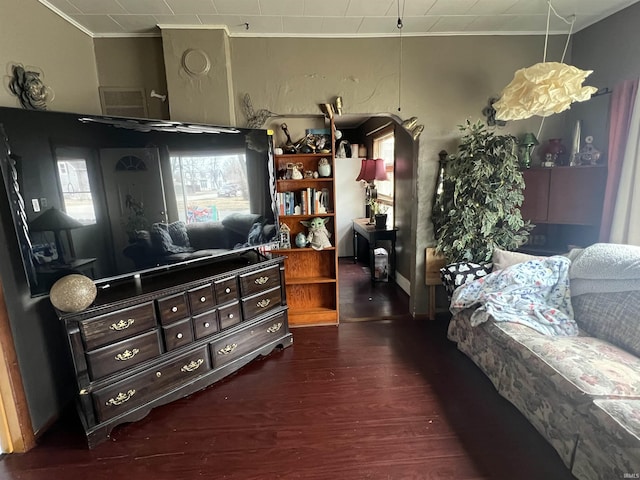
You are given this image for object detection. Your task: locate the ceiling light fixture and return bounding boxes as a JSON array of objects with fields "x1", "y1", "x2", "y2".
[
  {"x1": 396, "y1": 0, "x2": 405, "y2": 112},
  {"x1": 493, "y1": 1, "x2": 597, "y2": 125}
]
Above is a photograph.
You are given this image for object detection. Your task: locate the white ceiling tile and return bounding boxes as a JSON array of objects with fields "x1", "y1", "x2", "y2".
[
  {"x1": 164, "y1": 0, "x2": 216, "y2": 15},
  {"x1": 41, "y1": 0, "x2": 82, "y2": 15},
  {"x1": 70, "y1": 14, "x2": 126, "y2": 32},
  {"x1": 429, "y1": 15, "x2": 476, "y2": 32},
  {"x1": 466, "y1": 0, "x2": 520, "y2": 15},
  {"x1": 155, "y1": 14, "x2": 202, "y2": 25},
  {"x1": 212, "y1": 0, "x2": 261, "y2": 15},
  {"x1": 110, "y1": 14, "x2": 161, "y2": 32},
  {"x1": 426, "y1": 0, "x2": 477, "y2": 15},
  {"x1": 258, "y1": 0, "x2": 303, "y2": 16},
  {"x1": 117, "y1": 0, "x2": 173, "y2": 15},
  {"x1": 399, "y1": 15, "x2": 441, "y2": 33},
  {"x1": 198, "y1": 14, "x2": 243, "y2": 28},
  {"x1": 36, "y1": 0, "x2": 640, "y2": 37},
  {"x1": 466, "y1": 14, "x2": 512, "y2": 31},
  {"x1": 282, "y1": 16, "x2": 326, "y2": 34},
  {"x1": 67, "y1": 0, "x2": 126, "y2": 14},
  {"x1": 357, "y1": 17, "x2": 397, "y2": 34},
  {"x1": 400, "y1": 0, "x2": 438, "y2": 16},
  {"x1": 320, "y1": 17, "x2": 364, "y2": 34},
  {"x1": 303, "y1": 0, "x2": 349, "y2": 17},
  {"x1": 236, "y1": 15, "x2": 283, "y2": 33},
  {"x1": 346, "y1": 0, "x2": 394, "y2": 17}
]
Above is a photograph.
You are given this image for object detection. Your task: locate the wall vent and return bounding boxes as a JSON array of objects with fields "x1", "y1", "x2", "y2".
[{"x1": 99, "y1": 87, "x2": 148, "y2": 118}]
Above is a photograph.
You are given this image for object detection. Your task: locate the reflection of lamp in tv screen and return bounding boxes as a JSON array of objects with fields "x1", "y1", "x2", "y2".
[{"x1": 29, "y1": 207, "x2": 84, "y2": 264}]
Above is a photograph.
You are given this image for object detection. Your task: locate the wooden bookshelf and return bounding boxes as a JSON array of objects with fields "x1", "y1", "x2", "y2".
[{"x1": 272, "y1": 119, "x2": 339, "y2": 327}]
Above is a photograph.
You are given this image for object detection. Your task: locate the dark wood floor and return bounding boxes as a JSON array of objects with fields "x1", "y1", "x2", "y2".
[{"x1": 0, "y1": 258, "x2": 575, "y2": 479}]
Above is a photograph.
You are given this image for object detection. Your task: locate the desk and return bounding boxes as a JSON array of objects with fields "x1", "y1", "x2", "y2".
[{"x1": 352, "y1": 218, "x2": 398, "y2": 282}]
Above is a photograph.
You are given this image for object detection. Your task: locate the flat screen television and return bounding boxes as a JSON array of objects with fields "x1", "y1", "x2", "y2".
[{"x1": 0, "y1": 107, "x2": 279, "y2": 296}]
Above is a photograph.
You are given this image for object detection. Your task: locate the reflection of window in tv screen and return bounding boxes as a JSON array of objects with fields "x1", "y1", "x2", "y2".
[{"x1": 170, "y1": 152, "x2": 250, "y2": 224}]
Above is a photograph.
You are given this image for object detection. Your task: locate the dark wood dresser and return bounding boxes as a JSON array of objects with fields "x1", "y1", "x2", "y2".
[{"x1": 57, "y1": 251, "x2": 291, "y2": 448}]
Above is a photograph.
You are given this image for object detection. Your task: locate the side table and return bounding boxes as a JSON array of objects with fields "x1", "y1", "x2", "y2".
[{"x1": 352, "y1": 218, "x2": 398, "y2": 282}]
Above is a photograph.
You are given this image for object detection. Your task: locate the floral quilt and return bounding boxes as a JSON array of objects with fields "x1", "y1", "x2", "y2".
[{"x1": 450, "y1": 256, "x2": 578, "y2": 336}]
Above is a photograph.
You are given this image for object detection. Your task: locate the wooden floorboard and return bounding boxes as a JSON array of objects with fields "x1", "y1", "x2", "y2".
[{"x1": 0, "y1": 258, "x2": 575, "y2": 479}]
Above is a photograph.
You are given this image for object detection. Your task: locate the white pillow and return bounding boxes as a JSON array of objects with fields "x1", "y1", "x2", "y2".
[{"x1": 492, "y1": 248, "x2": 540, "y2": 271}]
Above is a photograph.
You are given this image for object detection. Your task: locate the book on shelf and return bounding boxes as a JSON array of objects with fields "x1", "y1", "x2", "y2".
[{"x1": 277, "y1": 188, "x2": 331, "y2": 216}]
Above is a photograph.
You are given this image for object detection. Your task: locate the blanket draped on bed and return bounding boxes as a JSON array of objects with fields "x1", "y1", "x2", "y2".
[{"x1": 450, "y1": 256, "x2": 578, "y2": 336}]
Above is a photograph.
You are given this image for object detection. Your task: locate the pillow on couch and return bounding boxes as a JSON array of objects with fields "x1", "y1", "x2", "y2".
[
  {"x1": 572, "y1": 290, "x2": 640, "y2": 357},
  {"x1": 492, "y1": 248, "x2": 541, "y2": 271},
  {"x1": 151, "y1": 222, "x2": 194, "y2": 254},
  {"x1": 440, "y1": 262, "x2": 492, "y2": 297}
]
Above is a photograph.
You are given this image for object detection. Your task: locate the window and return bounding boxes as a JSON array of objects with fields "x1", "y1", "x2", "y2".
[
  {"x1": 372, "y1": 129, "x2": 394, "y2": 223},
  {"x1": 170, "y1": 152, "x2": 249, "y2": 223},
  {"x1": 56, "y1": 157, "x2": 97, "y2": 225}
]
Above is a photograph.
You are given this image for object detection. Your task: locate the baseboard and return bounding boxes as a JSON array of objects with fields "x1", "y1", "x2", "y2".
[{"x1": 395, "y1": 271, "x2": 410, "y2": 295}]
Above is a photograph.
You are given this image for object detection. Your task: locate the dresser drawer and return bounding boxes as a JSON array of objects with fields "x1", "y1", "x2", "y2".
[
  {"x1": 211, "y1": 313, "x2": 287, "y2": 368},
  {"x1": 157, "y1": 292, "x2": 189, "y2": 325},
  {"x1": 162, "y1": 318, "x2": 194, "y2": 351},
  {"x1": 92, "y1": 346, "x2": 212, "y2": 422},
  {"x1": 192, "y1": 310, "x2": 219, "y2": 340},
  {"x1": 188, "y1": 283, "x2": 215, "y2": 316},
  {"x1": 239, "y1": 265, "x2": 280, "y2": 296},
  {"x1": 219, "y1": 301, "x2": 241, "y2": 329},
  {"x1": 214, "y1": 276, "x2": 238, "y2": 304},
  {"x1": 80, "y1": 302, "x2": 156, "y2": 351},
  {"x1": 241, "y1": 286, "x2": 281, "y2": 321},
  {"x1": 86, "y1": 329, "x2": 162, "y2": 380}
]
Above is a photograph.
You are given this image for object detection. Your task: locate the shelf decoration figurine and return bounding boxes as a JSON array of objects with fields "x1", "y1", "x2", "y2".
[
  {"x1": 278, "y1": 223, "x2": 291, "y2": 249},
  {"x1": 576, "y1": 135, "x2": 602, "y2": 165},
  {"x1": 295, "y1": 232, "x2": 308, "y2": 248},
  {"x1": 300, "y1": 217, "x2": 331, "y2": 250},
  {"x1": 317, "y1": 157, "x2": 331, "y2": 177}
]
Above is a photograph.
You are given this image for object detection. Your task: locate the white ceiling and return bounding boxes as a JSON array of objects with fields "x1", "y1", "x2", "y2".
[{"x1": 39, "y1": 0, "x2": 640, "y2": 38}]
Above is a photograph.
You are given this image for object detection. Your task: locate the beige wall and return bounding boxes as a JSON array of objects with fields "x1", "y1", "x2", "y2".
[
  {"x1": 569, "y1": 2, "x2": 640, "y2": 164},
  {"x1": 0, "y1": 0, "x2": 99, "y2": 113},
  {"x1": 228, "y1": 34, "x2": 567, "y2": 315},
  {"x1": 94, "y1": 38, "x2": 169, "y2": 120}
]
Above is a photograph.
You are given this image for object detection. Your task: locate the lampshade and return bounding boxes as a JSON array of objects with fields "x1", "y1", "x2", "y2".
[
  {"x1": 29, "y1": 207, "x2": 84, "y2": 232},
  {"x1": 520, "y1": 132, "x2": 539, "y2": 146},
  {"x1": 355, "y1": 159, "x2": 388, "y2": 182},
  {"x1": 493, "y1": 62, "x2": 598, "y2": 121}
]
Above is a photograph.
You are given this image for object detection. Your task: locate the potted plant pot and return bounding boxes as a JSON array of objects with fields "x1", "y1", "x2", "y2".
[{"x1": 374, "y1": 213, "x2": 387, "y2": 230}]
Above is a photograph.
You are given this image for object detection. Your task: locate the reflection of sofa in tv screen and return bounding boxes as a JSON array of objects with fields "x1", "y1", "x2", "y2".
[{"x1": 123, "y1": 212, "x2": 276, "y2": 269}]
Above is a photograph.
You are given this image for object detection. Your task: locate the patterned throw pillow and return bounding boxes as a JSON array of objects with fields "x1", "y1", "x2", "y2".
[
  {"x1": 151, "y1": 223, "x2": 193, "y2": 254},
  {"x1": 167, "y1": 221, "x2": 191, "y2": 248},
  {"x1": 440, "y1": 262, "x2": 493, "y2": 297}
]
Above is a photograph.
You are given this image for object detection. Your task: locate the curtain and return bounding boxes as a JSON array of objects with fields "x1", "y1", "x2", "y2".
[
  {"x1": 600, "y1": 78, "x2": 639, "y2": 242},
  {"x1": 608, "y1": 78, "x2": 640, "y2": 245}
]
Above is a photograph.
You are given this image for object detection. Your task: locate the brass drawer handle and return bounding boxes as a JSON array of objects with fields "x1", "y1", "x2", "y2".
[
  {"x1": 267, "y1": 322, "x2": 282, "y2": 333},
  {"x1": 110, "y1": 318, "x2": 134, "y2": 331},
  {"x1": 115, "y1": 348, "x2": 139, "y2": 361},
  {"x1": 254, "y1": 276, "x2": 269, "y2": 285},
  {"x1": 217, "y1": 343, "x2": 238, "y2": 355},
  {"x1": 171, "y1": 306, "x2": 178, "y2": 313},
  {"x1": 200, "y1": 296, "x2": 207, "y2": 303},
  {"x1": 257, "y1": 298, "x2": 271, "y2": 308},
  {"x1": 106, "y1": 389, "x2": 136, "y2": 406},
  {"x1": 181, "y1": 358, "x2": 204, "y2": 372},
  {"x1": 225, "y1": 287, "x2": 231, "y2": 294},
  {"x1": 176, "y1": 332, "x2": 183, "y2": 339},
  {"x1": 204, "y1": 322, "x2": 210, "y2": 328}
]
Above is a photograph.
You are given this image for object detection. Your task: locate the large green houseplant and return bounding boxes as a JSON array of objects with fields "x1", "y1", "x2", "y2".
[{"x1": 433, "y1": 120, "x2": 532, "y2": 264}]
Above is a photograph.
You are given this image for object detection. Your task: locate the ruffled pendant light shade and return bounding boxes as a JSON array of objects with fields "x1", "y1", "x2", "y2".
[{"x1": 494, "y1": 62, "x2": 597, "y2": 121}]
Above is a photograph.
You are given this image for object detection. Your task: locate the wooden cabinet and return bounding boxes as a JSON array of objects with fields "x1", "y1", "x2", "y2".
[
  {"x1": 58, "y1": 252, "x2": 292, "y2": 448},
  {"x1": 521, "y1": 166, "x2": 607, "y2": 253},
  {"x1": 271, "y1": 119, "x2": 339, "y2": 327}
]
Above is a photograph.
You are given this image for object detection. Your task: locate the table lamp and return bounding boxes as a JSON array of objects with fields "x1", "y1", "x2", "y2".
[
  {"x1": 355, "y1": 158, "x2": 388, "y2": 224},
  {"x1": 29, "y1": 207, "x2": 84, "y2": 265}
]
